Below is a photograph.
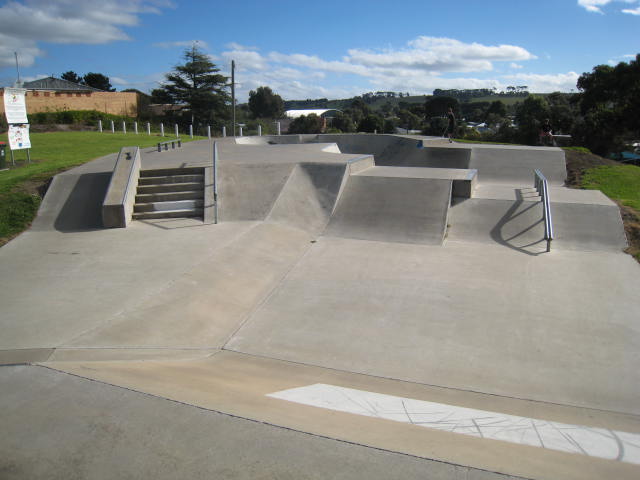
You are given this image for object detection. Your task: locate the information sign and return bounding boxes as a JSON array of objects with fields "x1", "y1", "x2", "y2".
[{"x1": 3, "y1": 88, "x2": 28, "y2": 124}]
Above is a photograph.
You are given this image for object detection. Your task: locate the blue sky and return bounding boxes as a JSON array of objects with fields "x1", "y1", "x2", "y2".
[{"x1": 0, "y1": 0, "x2": 638, "y2": 101}]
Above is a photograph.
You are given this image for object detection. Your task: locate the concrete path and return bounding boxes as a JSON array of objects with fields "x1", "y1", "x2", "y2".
[{"x1": 1, "y1": 135, "x2": 639, "y2": 480}]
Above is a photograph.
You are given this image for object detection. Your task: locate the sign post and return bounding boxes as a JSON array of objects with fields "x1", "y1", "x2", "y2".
[{"x1": 3, "y1": 88, "x2": 31, "y2": 164}]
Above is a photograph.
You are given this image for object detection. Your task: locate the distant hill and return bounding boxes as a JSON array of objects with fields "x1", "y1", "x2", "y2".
[{"x1": 283, "y1": 90, "x2": 568, "y2": 112}]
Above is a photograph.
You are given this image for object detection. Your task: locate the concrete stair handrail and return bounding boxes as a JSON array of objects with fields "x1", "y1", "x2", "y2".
[{"x1": 102, "y1": 146, "x2": 141, "y2": 228}]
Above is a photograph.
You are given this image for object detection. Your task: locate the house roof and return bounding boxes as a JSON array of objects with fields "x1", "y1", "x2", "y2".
[
  {"x1": 22, "y1": 77, "x2": 103, "y2": 92},
  {"x1": 284, "y1": 109, "x2": 341, "y2": 118}
]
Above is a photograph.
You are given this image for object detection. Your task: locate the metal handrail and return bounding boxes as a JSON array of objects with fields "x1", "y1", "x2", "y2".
[
  {"x1": 534, "y1": 169, "x2": 553, "y2": 252},
  {"x1": 213, "y1": 141, "x2": 219, "y2": 224}
]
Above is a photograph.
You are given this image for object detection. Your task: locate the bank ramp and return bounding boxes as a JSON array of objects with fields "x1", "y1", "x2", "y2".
[{"x1": 324, "y1": 167, "x2": 452, "y2": 245}]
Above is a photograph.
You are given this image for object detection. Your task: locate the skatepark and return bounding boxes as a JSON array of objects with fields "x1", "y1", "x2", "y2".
[{"x1": 1, "y1": 134, "x2": 639, "y2": 479}]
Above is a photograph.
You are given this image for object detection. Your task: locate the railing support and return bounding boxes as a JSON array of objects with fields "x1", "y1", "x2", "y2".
[{"x1": 534, "y1": 169, "x2": 554, "y2": 252}]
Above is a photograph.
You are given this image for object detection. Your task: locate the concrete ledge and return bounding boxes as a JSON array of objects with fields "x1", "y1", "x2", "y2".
[{"x1": 102, "y1": 146, "x2": 141, "y2": 228}]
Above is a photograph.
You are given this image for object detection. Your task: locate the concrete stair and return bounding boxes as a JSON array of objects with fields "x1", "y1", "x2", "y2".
[{"x1": 133, "y1": 167, "x2": 205, "y2": 220}]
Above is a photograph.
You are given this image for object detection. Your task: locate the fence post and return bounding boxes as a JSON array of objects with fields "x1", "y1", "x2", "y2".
[
  {"x1": 134, "y1": 121, "x2": 138, "y2": 134},
  {"x1": 174, "y1": 124, "x2": 179, "y2": 138},
  {"x1": 160, "y1": 123, "x2": 164, "y2": 137},
  {"x1": 122, "y1": 121, "x2": 126, "y2": 134},
  {"x1": 189, "y1": 124, "x2": 193, "y2": 138},
  {"x1": 258, "y1": 124, "x2": 262, "y2": 136},
  {"x1": 146, "y1": 122, "x2": 151, "y2": 135},
  {"x1": 222, "y1": 126, "x2": 226, "y2": 137},
  {"x1": 276, "y1": 121, "x2": 281, "y2": 136},
  {"x1": 110, "y1": 120, "x2": 115, "y2": 133},
  {"x1": 98, "y1": 119, "x2": 103, "y2": 133},
  {"x1": 239, "y1": 125, "x2": 243, "y2": 136},
  {"x1": 207, "y1": 125, "x2": 211, "y2": 139}
]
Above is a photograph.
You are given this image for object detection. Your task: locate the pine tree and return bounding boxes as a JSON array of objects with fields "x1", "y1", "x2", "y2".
[{"x1": 159, "y1": 45, "x2": 230, "y2": 127}]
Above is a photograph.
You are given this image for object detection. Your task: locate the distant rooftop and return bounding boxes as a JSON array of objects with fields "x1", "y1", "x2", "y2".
[
  {"x1": 22, "y1": 77, "x2": 103, "y2": 92},
  {"x1": 285, "y1": 109, "x2": 342, "y2": 118}
]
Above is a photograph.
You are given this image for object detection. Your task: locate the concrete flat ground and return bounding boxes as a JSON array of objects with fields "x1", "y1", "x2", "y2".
[{"x1": 1, "y1": 135, "x2": 639, "y2": 480}]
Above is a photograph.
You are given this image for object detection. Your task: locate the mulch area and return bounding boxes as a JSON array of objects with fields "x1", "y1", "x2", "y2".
[{"x1": 564, "y1": 149, "x2": 640, "y2": 262}]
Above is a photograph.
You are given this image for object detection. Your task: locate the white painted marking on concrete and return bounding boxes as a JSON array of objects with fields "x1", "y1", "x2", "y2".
[{"x1": 267, "y1": 384, "x2": 640, "y2": 465}]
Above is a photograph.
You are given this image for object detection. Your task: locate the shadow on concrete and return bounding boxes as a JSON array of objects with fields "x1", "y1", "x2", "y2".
[
  {"x1": 490, "y1": 189, "x2": 546, "y2": 256},
  {"x1": 54, "y1": 173, "x2": 112, "y2": 232}
]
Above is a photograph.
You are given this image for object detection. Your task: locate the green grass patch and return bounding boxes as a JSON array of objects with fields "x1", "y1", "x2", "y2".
[
  {"x1": 0, "y1": 131, "x2": 206, "y2": 244},
  {"x1": 582, "y1": 165, "x2": 640, "y2": 210},
  {"x1": 563, "y1": 146, "x2": 592, "y2": 154}
]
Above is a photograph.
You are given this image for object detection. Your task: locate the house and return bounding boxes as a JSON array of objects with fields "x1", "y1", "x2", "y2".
[{"x1": 0, "y1": 77, "x2": 139, "y2": 117}]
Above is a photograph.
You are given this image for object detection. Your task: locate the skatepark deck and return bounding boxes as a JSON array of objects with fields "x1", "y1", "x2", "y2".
[{"x1": 1, "y1": 135, "x2": 639, "y2": 480}]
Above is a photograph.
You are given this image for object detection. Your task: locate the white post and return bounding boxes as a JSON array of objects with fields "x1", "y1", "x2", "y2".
[
  {"x1": 258, "y1": 124, "x2": 262, "y2": 136},
  {"x1": 276, "y1": 121, "x2": 281, "y2": 135},
  {"x1": 222, "y1": 126, "x2": 226, "y2": 137},
  {"x1": 207, "y1": 125, "x2": 211, "y2": 139},
  {"x1": 98, "y1": 119, "x2": 103, "y2": 132},
  {"x1": 239, "y1": 125, "x2": 243, "y2": 136},
  {"x1": 110, "y1": 120, "x2": 115, "y2": 133},
  {"x1": 160, "y1": 123, "x2": 165, "y2": 137},
  {"x1": 174, "y1": 124, "x2": 179, "y2": 138},
  {"x1": 134, "y1": 121, "x2": 138, "y2": 134},
  {"x1": 122, "y1": 121, "x2": 126, "y2": 134},
  {"x1": 189, "y1": 124, "x2": 193, "y2": 138},
  {"x1": 146, "y1": 122, "x2": 151, "y2": 135}
]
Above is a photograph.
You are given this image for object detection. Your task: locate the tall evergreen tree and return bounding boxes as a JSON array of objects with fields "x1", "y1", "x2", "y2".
[
  {"x1": 61, "y1": 71, "x2": 82, "y2": 84},
  {"x1": 83, "y1": 72, "x2": 115, "y2": 91},
  {"x1": 248, "y1": 86, "x2": 284, "y2": 118},
  {"x1": 159, "y1": 45, "x2": 230, "y2": 127}
]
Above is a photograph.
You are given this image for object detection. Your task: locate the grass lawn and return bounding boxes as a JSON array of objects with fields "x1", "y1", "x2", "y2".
[
  {"x1": 574, "y1": 160, "x2": 640, "y2": 262},
  {"x1": 0, "y1": 131, "x2": 207, "y2": 244},
  {"x1": 581, "y1": 164, "x2": 640, "y2": 211}
]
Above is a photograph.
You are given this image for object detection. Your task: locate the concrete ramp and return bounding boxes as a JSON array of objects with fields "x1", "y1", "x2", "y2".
[
  {"x1": 218, "y1": 163, "x2": 294, "y2": 221},
  {"x1": 448, "y1": 197, "x2": 627, "y2": 252},
  {"x1": 469, "y1": 145, "x2": 567, "y2": 185},
  {"x1": 266, "y1": 163, "x2": 347, "y2": 235},
  {"x1": 324, "y1": 175, "x2": 451, "y2": 245}
]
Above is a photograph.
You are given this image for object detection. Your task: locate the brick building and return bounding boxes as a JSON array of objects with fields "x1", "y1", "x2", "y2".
[{"x1": 1, "y1": 77, "x2": 138, "y2": 117}]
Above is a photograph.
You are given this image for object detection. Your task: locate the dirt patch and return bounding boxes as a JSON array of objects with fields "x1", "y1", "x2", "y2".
[
  {"x1": 564, "y1": 148, "x2": 640, "y2": 263},
  {"x1": 564, "y1": 149, "x2": 620, "y2": 188}
]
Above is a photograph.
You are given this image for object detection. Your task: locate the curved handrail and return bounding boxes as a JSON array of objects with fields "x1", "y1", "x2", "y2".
[{"x1": 534, "y1": 169, "x2": 553, "y2": 252}]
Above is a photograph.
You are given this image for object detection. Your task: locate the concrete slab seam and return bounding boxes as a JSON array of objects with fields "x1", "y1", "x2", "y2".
[
  {"x1": 59, "y1": 222, "x2": 264, "y2": 348},
  {"x1": 220, "y1": 349, "x2": 640, "y2": 419},
  {"x1": 219, "y1": 238, "x2": 316, "y2": 350},
  {"x1": 32, "y1": 364, "x2": 530, "y2": 480}
]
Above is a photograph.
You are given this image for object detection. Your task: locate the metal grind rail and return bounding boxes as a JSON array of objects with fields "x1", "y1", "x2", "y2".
[
  {"x1": 534, "y1": 169, "x2": 554, "y2": 252},
  {"x1": 213, "y1": 141, "x2": 219, "y2": 224}
]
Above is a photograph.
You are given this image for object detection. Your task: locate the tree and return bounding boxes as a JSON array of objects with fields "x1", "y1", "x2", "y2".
[
  {"x1": 248, "y1": 86, "x2": 284, "y2": 119},
  {"x1": 331, "y1": 111, "x2": 356, "y2": 133},
  {"x1": 358, "y1": 114, "x2": 383, "y2": 133},
  {"x1": 83, "y1": 72, "x2": 115, "y2": 91},
  {"x1": 288, "y1": 114, "x2": 324, "y2": 134},
  {"x1": 158, "y1": 45, "x2": 230, "y2": 127},
  {"x1": 575, "y1": 54, "x2": 640, "y2": 154},
  {"x1": 424, "y1": 96, "x2": 459, "y2": 119},
  {"x1": 486, "y1": 100, "x2": 506, "y2": 119},
  {"x1": 515, "y1": 96, "x2": 550, "y2": 145},
  {"x1": 61, "y1": 71, "x2": 82, "y2": 84}
]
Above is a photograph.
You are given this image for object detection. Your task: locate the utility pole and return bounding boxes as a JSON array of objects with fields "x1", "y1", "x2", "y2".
[
  {"x1": 14, "y1": 52, "x2": 21, "y2": 87},
  {"x1": 231, "y1": 60, "x2": 236, "y2": 137}
]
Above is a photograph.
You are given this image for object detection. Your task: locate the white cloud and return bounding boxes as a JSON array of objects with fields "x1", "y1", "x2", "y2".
[
  {"x1": 0, "y1": 0, "x2": 172, "y2": 68},
  {"x1": 578, "y1": 0, "x2": 640, "y2": 14},
  {"x1": 501, "y1": 72, "x2": 580, "y2": 92},
  {"x1": 153, "y1": 40, "x2": 209, "y2": 49},
  {"x1": 510, "y1": 63, "x2": 524, "y2": 69},
  {"x1": 225, "y1": 42, "x2": 259, "y2": 51}
]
